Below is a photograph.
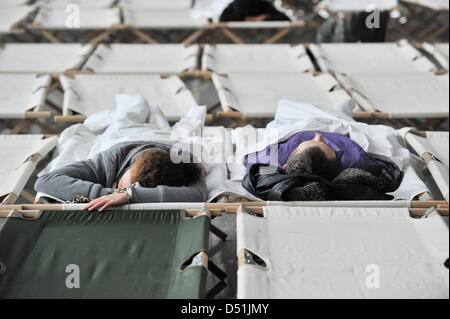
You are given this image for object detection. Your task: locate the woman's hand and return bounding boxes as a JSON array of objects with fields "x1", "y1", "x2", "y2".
[{"x1": 83, "y1": 193, "x2": 129, "y2": 212}]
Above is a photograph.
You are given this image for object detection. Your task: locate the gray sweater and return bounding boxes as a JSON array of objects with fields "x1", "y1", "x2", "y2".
[{"x1": 35, "y1": 141, "x2": 208, "y2": 203}]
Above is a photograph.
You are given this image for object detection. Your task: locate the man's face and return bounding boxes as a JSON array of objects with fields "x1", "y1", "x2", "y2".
[{"x1": 283, "y1": 133, "x2": 336, "y2": 170}]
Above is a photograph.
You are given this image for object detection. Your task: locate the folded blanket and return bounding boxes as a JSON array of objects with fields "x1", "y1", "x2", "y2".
[{"x1": 242, "y1": 163, "x2": 404, "y2": 201}]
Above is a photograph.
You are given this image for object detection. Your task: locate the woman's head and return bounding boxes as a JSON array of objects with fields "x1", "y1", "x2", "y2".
[
  {"x1": 284, "y1": 133, "x2": 340, "y2": 180},
  {"x1": 119, "y1": 149, "x2": 202, "y2": 189}
]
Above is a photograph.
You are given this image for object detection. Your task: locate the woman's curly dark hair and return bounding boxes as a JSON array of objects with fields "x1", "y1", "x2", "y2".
[{"x1": 132, "y1": 149, "x2": 202, "y2": 188}]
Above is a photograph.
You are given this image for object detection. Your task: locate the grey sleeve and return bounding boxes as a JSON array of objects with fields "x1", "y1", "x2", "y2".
[
  {"x1": 35, "y1": 153, "x2": 115, "y2": 202},
  {"x1": 129, "y1": 177, "x2": 208, "y2": 203}
]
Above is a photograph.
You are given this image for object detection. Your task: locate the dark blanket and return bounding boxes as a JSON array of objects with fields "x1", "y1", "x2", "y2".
[
  {"x1": 243, "y1": 163, "x2": 404, "y2": 201},
  {"x1": 220, "y1": 0, "x2": 290, "y2": 22}
]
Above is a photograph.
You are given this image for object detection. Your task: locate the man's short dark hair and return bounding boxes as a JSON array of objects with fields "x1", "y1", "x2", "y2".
[
  {"x1": 132, "y1": 149, "x2": 202, "y2": 188},
  {"x1": 285, "y1": 147, "x2": 340, "y2": 180}
]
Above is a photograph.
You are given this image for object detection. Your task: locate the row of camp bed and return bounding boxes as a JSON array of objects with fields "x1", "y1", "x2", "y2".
[
  {"x1": 1, "y1": 42, "x2": 448, "y2": 125},
  {"x1": 1, "y1": 0, "x2": 448, "y2": 44},
  {"x1": 0, "y1": 199, "x2": 448, "y2": 298}
]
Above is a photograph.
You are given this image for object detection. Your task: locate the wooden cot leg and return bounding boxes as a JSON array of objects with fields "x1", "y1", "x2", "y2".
[
  {"x1": 40, "y1": 30, "x2": 61, "y2": 43},
  {"x1": 132, "y1": 29, "x2": 159, "y2": 44},
  {"x1": 183, "y1": 29, "x2": 206, "y2": 45},
  {"x1": 208, "y1": 260, "x2": 227, "y2": 282},
  {"x1": 265, "y1": 26, "x2": 293, "y2": 44},
  {"x1": 20, "y1": 190, "x2": 36, "y2": 203},
  {"x1": 205, "y1": 281, "x2": 227, "y2": 299},
  {"x1": 9, "y1": 119, "x2": 32, "y2": 134},
  {"x1": 210, "y1": 224, "x2": 228, "y2": 241},
  {"x1": 221, "y1": 28, "x2": 244, "y2": 44}
]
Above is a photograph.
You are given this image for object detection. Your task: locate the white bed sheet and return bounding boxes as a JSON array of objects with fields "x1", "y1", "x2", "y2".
[
  {"x1": 119, "y1": 0, "x2": 193, "y2": 9},
  {"x1": 319, "y1": 0, "x2": 398, "y2": 12},
  {"x1": 401, "y1": 0, "x2": 449, "y2": 10},
  {"x1": 122, "y1": 8, "x2": 208, "y2": 29}
]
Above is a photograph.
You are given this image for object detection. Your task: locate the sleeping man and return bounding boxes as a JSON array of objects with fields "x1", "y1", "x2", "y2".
[
  {"x1": 244, "y1": 131, "x2": 404, "y2": 201},
  {"x1": 35, "y1": 141, "x2": 206, "y2": 211},
  {"x1": 220, "y1": 0, "x2": 290, "y2": 22}
]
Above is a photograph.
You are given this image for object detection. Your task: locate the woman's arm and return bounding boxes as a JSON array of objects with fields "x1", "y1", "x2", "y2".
[
  {"x1": 35, "y1": 152, "x2": 115, "y2": 202},
  {"x1": 130, "y1": 177, "x2": 208, "y2": 203}
]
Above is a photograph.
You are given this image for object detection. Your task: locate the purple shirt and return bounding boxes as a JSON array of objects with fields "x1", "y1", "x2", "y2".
[{"x1": 246, "y1": 131, "x2": 389, "y2": 172}]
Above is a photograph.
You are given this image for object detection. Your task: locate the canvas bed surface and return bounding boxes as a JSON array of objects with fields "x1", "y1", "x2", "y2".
[
  {"x1": 84, "y1": 44, "x2": 199, "y2": 74},
  {"x1": 60, "y1": 74, "x2": 198, "y2": 120},
  {"x1": 237, "y1": 205, "x2": 449, "y2": 299},
  {"x1": 213, "y1": 72, "x2": 350, "y2": 117},
  {"x1": 0, "y1": 135, "x2": 57, "y2": 199},
  {"x1": 310, "y1": 42, "x2": 436, "y2": 74},
  {"x1": 338, "y1": 72, "x2": 449, "y2": 118},
  {"x1": 33, "y1": 8, "x2": 121, "y2": 29},
  {"x1": 202, "y1": 44, "x2": 313, "y2": 73},
  {"x1": 122, "y1": 8, "x2": 208, "y2": 29},
  {"x1": 0, "y1": 74, "x2": 51, "y2": 118},
  {"x1": 320, "y1": 0, "x2": 398, "y2": 12},
  {"x1": 0, "y1": 210, "x2": 209, "y2": 299},
  {"x1": 0, "y1": 43, "x2": 93, "y2": 73},
  {"x1": 0, "y1": 6, "x2": 33, "y2": 34}
]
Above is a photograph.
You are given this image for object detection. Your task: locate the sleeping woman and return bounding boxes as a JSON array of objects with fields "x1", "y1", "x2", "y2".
[{"x1": 35, "y1": 141, "x2": 206, "y2": 211}]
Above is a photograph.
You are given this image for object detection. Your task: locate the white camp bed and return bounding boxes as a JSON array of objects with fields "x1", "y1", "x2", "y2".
[
  {"x1": 212, "y1": 72, "x2": 352, "y2": 118},
  {"x1": 0, "y1": 74, "x2": 51, "y2": 119},
  {"x1": 401, "y1": 0, "x2": 449, "y2": 10},
  {"x1": 318, "y1": 0, "x2": 399, "y2": 12},
  {"x1": 406, "y1": 131, "x2": 449, "y2": 203},
  {"x1": 0, "y1": 0, "x2": 30, "y2": 7},
  {"x1": 237, "y1": 203, "x2": 449, "y2": 299},
  {"x1": 0, "y1": 6, "x2": 34, "y2": 34},
  {"x1": 0, "y1": 43, "x2": 94, "y2": 74},
  {"x1": 58, "y1": 74, "x2": 199, "y2": 122},
  {"x1": 122, "y1": 8, "x2": 208, "y2": 29},
  {"x1": 309, "y1": 41, "x2": 436, "y2": 74},
  {"x1": 35, "y1": 0, "x2": 116, "y2": 8},
  {"x1": 119, "y1": 0, "x2": 194, "y2": 9},
  {"x1": 30, "y1": 7, "x2": 121, "y2": 30},
  {"x1": 337, "y1": 72, "x2": 449, "y2": 118},
  {"x1": 421, "y1": 42, "x2": 449, "y2": 72},
  {"x1": 83, "y1": 44, "x2": 200, "y2": 74},
  {"x1": 202, "y1": 44, "x2": 314, "y2": 73},
  {"x1": 0, "y1": 135, "x2": 57, "y2": 205}
]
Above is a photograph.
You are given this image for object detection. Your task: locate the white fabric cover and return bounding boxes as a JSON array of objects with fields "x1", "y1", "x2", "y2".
[
  {"x1": 192, "y1": 0, "x2": 233, "y2": 21},
  {"x1": 83, "y1": 44, "x2": 200, "y2": 74},
  {"x1": 0, "y1": 43, "x2": 94, "y2": 73},
  {"x1": 212, "y1": 72, "x2": 352, "y2": 117},
  {"x1": 202, "y1": 44, "x2": 314, "y2": 73},
  {"x1": 230, "y1": 99, "x2": 429, "y2": 201},
  {"x1": 237, "y1": 205, "x2": 449, "y2": 299},
  {"x1": 319, "y1": 0, "x2": 398, "y2": 12},
  {"x1": 0, "y1": 135, "x2": 57, "y2": 201},
  {"x1": 60, "y1": 74, "x2": 199, "y2": 121},
  {"x1": 309, "y1": 41, "x2": 436, "y2": 74},
  {"x1": 0, "y1": 6, "x2": 33, "y2": 33},
  {"x1": 32, "y1": 8, "x2": 121, "y2": 29},
  {"x1": 337, "y1": 72, "x2": 449, "y2": 118},
  {"x1": 0, "y1": 74, "x2": 51, "y2": 119},
  {"x1": 406, "y1": 132, "x2": 449, "y2": 200},
  {"x1": 401, "y1": 0, "x2": 449, "y2": 10},
  {"x1": 122, "y1": 8, "x2": 208, "y2": 29},
  {"x1": 120, "y1": 0, "x2": 193, "y2": 9},
  {"x1": 35, "y1": 0, "x2": 116, "y2": 8}
]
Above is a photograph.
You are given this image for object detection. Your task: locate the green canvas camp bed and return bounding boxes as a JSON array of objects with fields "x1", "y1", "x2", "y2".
[{"x1": 0, "y1": 208, "x2": 216, "y2": 299}]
